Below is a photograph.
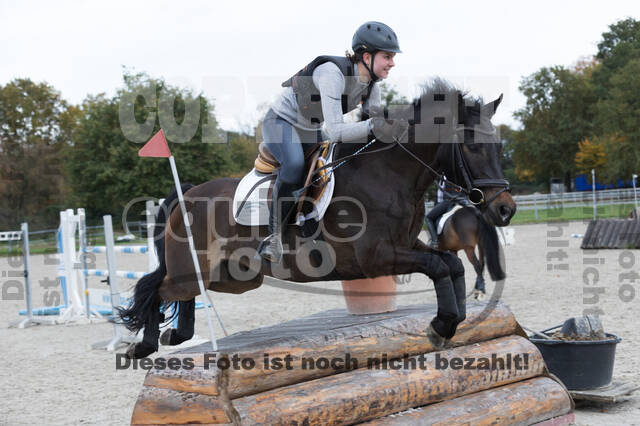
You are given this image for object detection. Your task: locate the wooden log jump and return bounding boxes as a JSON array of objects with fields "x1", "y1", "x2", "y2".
[
  {"x1": 581, "y1": 218, "x2": 640, "y2": 249},
  {"x1": 130, "y1": 302, "x2": 573, "y2": 425}
]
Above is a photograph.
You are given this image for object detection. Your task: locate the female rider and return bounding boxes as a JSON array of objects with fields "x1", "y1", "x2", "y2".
[{"x1": 257, "y1": 21, "x2": 409, "y2": 263}]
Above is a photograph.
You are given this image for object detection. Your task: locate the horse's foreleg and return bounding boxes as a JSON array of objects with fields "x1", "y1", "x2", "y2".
[
  {"x1": 438, "y1": 250, "x2": 466, "y2": 332},
  {"x1": 386, "y1": 242, "x2": 465, "y2": 346},
  {"x1": 464, "y1": 246, "x2": 486, "y2": 299}
]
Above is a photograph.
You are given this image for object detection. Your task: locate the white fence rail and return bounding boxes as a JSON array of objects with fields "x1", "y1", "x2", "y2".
[{"x1": 426, "y1": 188, "x2": 638, "y2": 219}]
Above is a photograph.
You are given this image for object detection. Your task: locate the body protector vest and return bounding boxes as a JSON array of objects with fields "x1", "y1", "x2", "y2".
[{"x1": 281, "y1": 55, "x2": 374, "y2": 124}]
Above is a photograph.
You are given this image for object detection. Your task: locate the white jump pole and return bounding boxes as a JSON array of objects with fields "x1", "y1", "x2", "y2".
[
  {"x1": 8, "y1": 223, "x2": 42, "y2": 328},
  {"x1": 591, "y1": 169, "x2": 597, "y2": 220},
  {"x1": 169, "y1": 156, "x2": 219, "y2": 352},
  {"x1": 146, "y1": 200, "x2": 159, "y2": 271},
  {"x1": 58, "y1": 209, "x2": 86, "y2": 322},
  {"x1": 633, "y1": 174, "x2": 638, "y2": 210},
  {"x1": 78, "y1": 208, "x2": 91, "y2": 319},
  {"x1": 91, "y1": 215, "x2": 139, "y2": 351}
]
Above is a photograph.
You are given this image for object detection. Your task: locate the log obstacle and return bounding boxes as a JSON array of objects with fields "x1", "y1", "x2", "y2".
[
  {"x1": 581, "y1": 218, "x2": 640, "y2": 249},
  {"x1": 130, "y1": 302, "x2": 574, "y2": 425}
]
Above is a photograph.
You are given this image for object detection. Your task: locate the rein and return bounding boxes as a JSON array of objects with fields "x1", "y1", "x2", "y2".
[{"x1": 292, "y1": 123, "x2": 510, "y2": 208}]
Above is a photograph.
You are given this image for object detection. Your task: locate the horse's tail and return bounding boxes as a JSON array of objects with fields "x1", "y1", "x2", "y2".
[
  {"x1": 118, "y1": 183, "x2": 194, "y2": 332},
  {"x1": 477, "y1": 212, "x2": 506, "y2": 281}
]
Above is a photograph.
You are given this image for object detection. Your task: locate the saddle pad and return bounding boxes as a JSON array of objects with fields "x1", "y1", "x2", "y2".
[
  {"x1": 233, "y1": 144, "x2": 337, "y2": 227},
  {"x1": 437, "y1": 204, "x2": 463, "y2": 235}
]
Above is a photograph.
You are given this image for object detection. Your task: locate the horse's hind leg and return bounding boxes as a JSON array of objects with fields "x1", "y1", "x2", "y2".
[
  {"x1": 160, "y1": 299, "x2": 196, "y2": 346},
  {"x1": 125, "y1": 298, "x2": 162, "y2": 359}
]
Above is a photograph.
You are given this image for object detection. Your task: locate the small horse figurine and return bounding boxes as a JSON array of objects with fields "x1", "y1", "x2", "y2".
[{"x1": 119, "y1": 79, "x2": 516, "y2": 358}]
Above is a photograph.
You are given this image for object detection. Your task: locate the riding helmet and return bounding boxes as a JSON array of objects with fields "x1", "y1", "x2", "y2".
[{"x1": 352, "y1": 21, "x2": 401, "y2": 54}]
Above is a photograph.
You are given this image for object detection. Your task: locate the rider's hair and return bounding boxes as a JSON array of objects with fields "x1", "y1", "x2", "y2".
[{"x1": 345, "y1": 50, "x2": 363, "y2": 64}]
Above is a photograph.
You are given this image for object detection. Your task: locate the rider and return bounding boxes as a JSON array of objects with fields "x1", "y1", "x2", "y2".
[
  {"x1": 257, "y1": 21, "x2": 409, "y2": 263},
  {"x1": 424, "y1": 176, "x2": 469, "y2": 248}
]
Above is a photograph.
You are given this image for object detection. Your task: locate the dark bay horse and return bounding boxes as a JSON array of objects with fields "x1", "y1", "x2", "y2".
[
  {"x1": 436, "y1": 205, "x2": 505, "y2": 299},
  {"x1": 120, "y1": 80, "x2": 517, "y2": 358}
]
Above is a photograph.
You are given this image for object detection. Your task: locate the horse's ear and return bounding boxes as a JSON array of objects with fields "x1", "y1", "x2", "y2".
[
  {"x1": 457, "y1": 92, "x2": 465, "y2": 124},
  {"x1": 493, "y1": 93, "x2": 503, "y2": 111},
  {"x1": 481, "y1": 93, "x2": 503, "y2": 118}
]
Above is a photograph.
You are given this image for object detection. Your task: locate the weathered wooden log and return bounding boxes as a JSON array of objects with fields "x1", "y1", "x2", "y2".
[
  {"x1": 232, "y1": 335, "x2": 545, "y2": 425},
  {"x1": 361, "y1": 376, "x2": 573, "y2": 426},
  {"x1": 154, "y1": 302, "x2": 520, "y2": 400},
  {"x1": 130, "y1": 386, "x2": 236, "y2": 425}
]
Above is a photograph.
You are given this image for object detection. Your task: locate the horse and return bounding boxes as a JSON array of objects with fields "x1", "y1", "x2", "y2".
[
  {"x1": 119, "y1": 79, "x2": 517, "y2": 358},
  {"x1": 435, "y1": 205, "x2": 505, "y2": 300}
]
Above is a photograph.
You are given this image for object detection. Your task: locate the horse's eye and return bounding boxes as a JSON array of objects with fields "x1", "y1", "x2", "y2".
[{"x1": 466, "y1": 144, "x2": 480, "y2": 153}]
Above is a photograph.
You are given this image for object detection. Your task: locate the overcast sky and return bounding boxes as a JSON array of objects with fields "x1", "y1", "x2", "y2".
[{"x1": 1, "y1": 1, "x2": 637, "y2": 131}]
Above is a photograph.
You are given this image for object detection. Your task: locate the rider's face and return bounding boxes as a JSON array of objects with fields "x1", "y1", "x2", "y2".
[{"x1": 366, "y1": 51, "x2": 395, "y2": 79}]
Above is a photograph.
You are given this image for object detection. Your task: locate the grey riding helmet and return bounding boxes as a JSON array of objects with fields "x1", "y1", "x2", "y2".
[
  {"x1": 351, "y1": 21, "x2": 401, "y2": 81},
  {"x1": 352, "y1": 21, "x2": 401, "y2": 54}
]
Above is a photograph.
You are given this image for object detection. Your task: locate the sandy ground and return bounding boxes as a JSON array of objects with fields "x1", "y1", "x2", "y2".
[{"x1": 1, "y1": 220, "x2": 639, "y2": 426}]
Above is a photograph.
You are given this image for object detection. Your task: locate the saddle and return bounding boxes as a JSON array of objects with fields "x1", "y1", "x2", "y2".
[{"x1": 254, "y1": 141, "x2": 332, "y2": 209}]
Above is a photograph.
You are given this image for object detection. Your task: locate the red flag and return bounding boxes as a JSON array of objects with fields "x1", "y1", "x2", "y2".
[{"x1": 139, "y1": 129, "x2": 171, "y2": 158}]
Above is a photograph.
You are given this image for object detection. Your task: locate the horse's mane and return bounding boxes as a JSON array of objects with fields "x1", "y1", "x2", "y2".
[
  {"x1": 338, "y1": 78, "x2": 484, "y2": 156},
  {"x1": 410, "y1": 77, "x2": 483, "y2": 113}
]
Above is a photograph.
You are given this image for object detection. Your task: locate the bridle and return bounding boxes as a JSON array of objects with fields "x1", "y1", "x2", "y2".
[
  {"x1": 450, "y1": 125, "x2": 511, "y2": 206},
  {"x1": 295, "y1": 122, "x2": 510, "y2": 208},
  {"x1": 392, "y1": 122, "x2": 510, "y2": 208}
]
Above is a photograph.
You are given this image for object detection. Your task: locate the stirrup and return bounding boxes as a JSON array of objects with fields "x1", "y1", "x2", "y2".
[{"x1": 256, "y1": 232, "x2": 283, "y2": 263}]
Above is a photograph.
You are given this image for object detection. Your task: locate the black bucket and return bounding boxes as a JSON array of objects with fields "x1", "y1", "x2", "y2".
[{"x1": 530, "y1": 332, "x2": 622, "y2": 390}]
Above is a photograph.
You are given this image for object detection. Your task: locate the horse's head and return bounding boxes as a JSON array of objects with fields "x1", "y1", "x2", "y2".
[
  {"x1": 438, "y1": 92, "x2": 516, "y2": 226},
  {"x1": 386, "y1": 79, "x2": 516, "y2": 226}
]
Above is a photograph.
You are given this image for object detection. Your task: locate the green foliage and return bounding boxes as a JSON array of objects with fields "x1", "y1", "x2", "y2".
[
  {"x1": 513, "y1": 17, "x2": 640, "y2": 189},
  {"x1": 0, "y1": 79, "x2": 78, "y2": 228},
  {"x1": 594, "y1": 59, "x2": 640, "y2": 179},
  {"x1": 67, "y1": 71, "x2": 255, "y2": 222},
  {"x1": 0, "y1": 71, "x2": 258, "y2": 228},
  {"x1": 593, "y1": 17, "x2": 640, "y2": 98},
  {"x1": 513, "y1": 66, "x2": 596, "y2": 185},
  {"x1": 378, "y1": 82, "x2": 408, "y2": 107}
]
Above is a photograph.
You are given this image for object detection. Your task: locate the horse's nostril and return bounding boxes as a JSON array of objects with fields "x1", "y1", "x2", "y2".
[{"x1": 499, "y1": 205, "x2": 511, "y2": 219}]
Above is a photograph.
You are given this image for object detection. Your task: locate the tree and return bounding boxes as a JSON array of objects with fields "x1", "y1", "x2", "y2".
[
  {"x1": 379, "y1": 82, "x2": 408, "y2": 107},
  {"x1": 66, "y1": 71, "x2": 249, "y2": 221},
  {"x1": 574, "y1": 137, "x2": 607, "y2": 175},
  {"x1": 593, "y1": 17, "x2": 640, "y2": 98},
  {"x1": 0, "y1": 79, "x2": 78, "y2": 228},
  {"x1": 512, "y1": 65, "x2": 596, "y2": 188},
  {"x1": 593, "y1": 59, "x2": 640, "y2": 180},
  {"x1": 511, "y1": 18, "x2": 640, "y2": 189}
]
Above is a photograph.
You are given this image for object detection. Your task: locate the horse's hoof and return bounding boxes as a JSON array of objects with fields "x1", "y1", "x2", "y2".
[
  {"x1": 474, "y1": 290, "x2": 486, "y2": 301},
  {"x1": 160, "y1": 329, "x2": 174, "y2": 346},
  {"x1": 124, "y1": 342, "x2": 157, "y2": 359},
  {"x1": 160, "y1": 328, "x2": 191, "y2": 346},
  {"x1": 426, "y1": 324, "x2": 447, "y2": 350}
]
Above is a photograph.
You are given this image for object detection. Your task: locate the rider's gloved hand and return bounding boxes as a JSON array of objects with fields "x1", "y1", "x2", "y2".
[
  {"x1": 371, "y1": 117, "x2": 409, "y2": 143},
  {"x1": 363, "y1": 105, "x2": 385, "y2": 119}
]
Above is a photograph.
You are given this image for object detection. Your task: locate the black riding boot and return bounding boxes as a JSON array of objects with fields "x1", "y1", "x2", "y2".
[
  {"x1": 256, "y1": 180, "x2": 298, "y2": 263},
  {"x1": 425, "y1": 217, "x2": 439, "y2": 249}
]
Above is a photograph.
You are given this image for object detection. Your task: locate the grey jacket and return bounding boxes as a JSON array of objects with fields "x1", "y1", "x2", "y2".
[{"x1": 271, "y1": 62, "x2": 381, "y2": 142}]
